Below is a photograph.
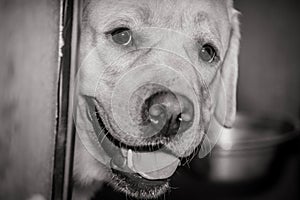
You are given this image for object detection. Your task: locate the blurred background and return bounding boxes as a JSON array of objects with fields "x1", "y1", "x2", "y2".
[
  {"x1": 0, "y1": 0, "x2": 299, "y2": 199},
  {"x1": 236, "y1": 0, "x2": 300, "y2": 120}
]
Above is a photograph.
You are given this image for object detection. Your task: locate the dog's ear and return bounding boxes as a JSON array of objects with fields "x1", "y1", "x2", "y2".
[{"x1": 214, "y1": 8, "x2": 241, "y2": 128}]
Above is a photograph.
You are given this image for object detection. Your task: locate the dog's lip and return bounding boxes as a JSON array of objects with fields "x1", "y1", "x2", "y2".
[
  {"x1": 94, "y1": 106, "x2": 166, "y2": 152},
  {"x1": 110, "y1": 167, "x2": 170, "y2": 199},
  {"x1": 111, "y1": 167, "x2": 169, "y2": 186}
]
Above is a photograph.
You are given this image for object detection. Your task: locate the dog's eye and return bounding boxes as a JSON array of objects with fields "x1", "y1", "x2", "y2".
[
  {"x1": 199, "y1": 44, "x2": 216, "y2": 63},
  {"x1": 111, "y1": 27, "x2": 132, "y2": 46}
]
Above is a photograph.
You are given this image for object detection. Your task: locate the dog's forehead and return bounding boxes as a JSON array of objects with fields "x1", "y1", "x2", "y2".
[
  {"x1": 88, "y1": 0, "x2": 231, "y2": 27},
  {"x1": 87, "y1": 0, "x2": 232, "y2": 47}
]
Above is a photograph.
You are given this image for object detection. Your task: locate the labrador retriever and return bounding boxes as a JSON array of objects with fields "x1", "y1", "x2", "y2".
[{"x1": 73, "y1": 0, "x2": 240, "y2": 199}]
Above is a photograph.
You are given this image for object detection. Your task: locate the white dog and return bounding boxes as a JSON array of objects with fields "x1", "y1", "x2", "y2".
[{"x1": 73, "y1": 0, "x2": 240, "y2": 199}]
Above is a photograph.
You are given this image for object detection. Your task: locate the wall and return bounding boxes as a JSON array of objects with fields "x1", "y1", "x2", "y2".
[
  {"x1": 0, "y1": 1, "x2": 60, "y2": 199},
  {"x1": 235, "y1": 0, "x2": 300, "y2": 120}
]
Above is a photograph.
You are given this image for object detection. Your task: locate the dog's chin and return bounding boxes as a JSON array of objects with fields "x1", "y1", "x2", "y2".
[
  {"x1": 92, "y1": 106, "x2": 175, "y2": 199},
  {"x1": 110, "y1": 168, "x2": 170, "y2": 199}
]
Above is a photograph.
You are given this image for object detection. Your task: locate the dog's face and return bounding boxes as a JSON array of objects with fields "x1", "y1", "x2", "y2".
[{"x1": 74, "y1": 0, "x2": 240, "y2": 199}]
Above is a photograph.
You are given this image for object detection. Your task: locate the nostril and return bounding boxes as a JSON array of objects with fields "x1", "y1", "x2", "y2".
[
  {"x1": 149, "y1": 104, "x2": 164, "y2": 117},
  {"x1": 180, "y1": 112, "x2": 193, "y2": 122},
  {"x1": 148, "y1": 104, "x2": 167, "y2": 130}
]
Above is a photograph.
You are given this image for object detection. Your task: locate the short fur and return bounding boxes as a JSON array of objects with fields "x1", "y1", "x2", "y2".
[{"x1": 73, "y1": 0, "x2": 240, "y2": 199}]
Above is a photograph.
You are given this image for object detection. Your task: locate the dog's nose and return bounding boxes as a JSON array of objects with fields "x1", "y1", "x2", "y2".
[{"x1": 143, "y1": 92, "x2": 194, "y2": 137}]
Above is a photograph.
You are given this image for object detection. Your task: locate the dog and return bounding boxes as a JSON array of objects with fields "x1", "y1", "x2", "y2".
[{"x1": 73, "y1": 0, "x2": 240, "y2": 199}]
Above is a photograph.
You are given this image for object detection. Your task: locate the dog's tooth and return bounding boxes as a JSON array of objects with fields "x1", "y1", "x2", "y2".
[
  {"x1": 127, "y1": 149, "x2": 133, "y2": 170},
  {"x1": 121, "y1": 148, "x2": 128, "y2": 157},
  {"x1": 150, "y1": 118, "x2": 159, "y2": 124},
  {"x1": 110, "y1": 159, "x2": 119, "y2": 169}
]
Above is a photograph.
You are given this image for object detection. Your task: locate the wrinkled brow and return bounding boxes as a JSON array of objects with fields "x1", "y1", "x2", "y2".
[
  {"x1": 84, "y1": 2, "x2": 154, "y2": 29},
  {"x1": 191, "y1": 11, "x2": 221, "y2": 38},
  {"x1": 110, "y1": 4, "x2": 153, "y2": 25},
  {"x1": 134, "y1": 6, "x2": 152, "y2": 25},
  {"x1": 193, "y1": 11, "x2": 209, "y2": 25}
]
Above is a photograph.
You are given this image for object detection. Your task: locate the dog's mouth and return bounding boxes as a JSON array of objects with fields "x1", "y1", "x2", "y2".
[
  {"x1": 93, "y1": 106, "x2": 182, "y2": 199},
  {"x1": 95, "y1": 107, "x2": 166, "y2": 152}
]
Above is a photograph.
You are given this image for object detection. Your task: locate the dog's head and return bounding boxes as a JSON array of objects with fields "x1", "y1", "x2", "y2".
[{"x1": 74, "y1": 0, "x2": 240, "y2": 198}]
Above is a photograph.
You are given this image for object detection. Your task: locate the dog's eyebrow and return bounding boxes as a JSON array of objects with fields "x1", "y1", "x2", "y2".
[
  {"x1": 100, "y1": 5, "x2": 153, "y2": 30},
  {"x1": 189, "y1": 11, "x2": 222, "y2": 52},
  {"x1": 193, "y1": 11, "x2": 209, "y2": 25},
  {"x1": 134, "y1": 6, "x2": 152, "y2": 25}
]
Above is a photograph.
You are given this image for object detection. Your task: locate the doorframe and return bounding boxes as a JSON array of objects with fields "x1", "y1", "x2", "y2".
[{"x1": 52, "y1": 0, "x2": 80, "y2": 199}]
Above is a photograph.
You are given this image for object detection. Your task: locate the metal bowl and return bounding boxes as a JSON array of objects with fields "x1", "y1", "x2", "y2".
[{"x1": 190, "y1": 113, "x2": 299, "y2": 183}]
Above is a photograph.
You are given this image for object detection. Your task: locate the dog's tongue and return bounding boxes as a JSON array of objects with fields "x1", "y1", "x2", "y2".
[{"x1": 128, "y1": 149, "x2": 180, "y2": 180}]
